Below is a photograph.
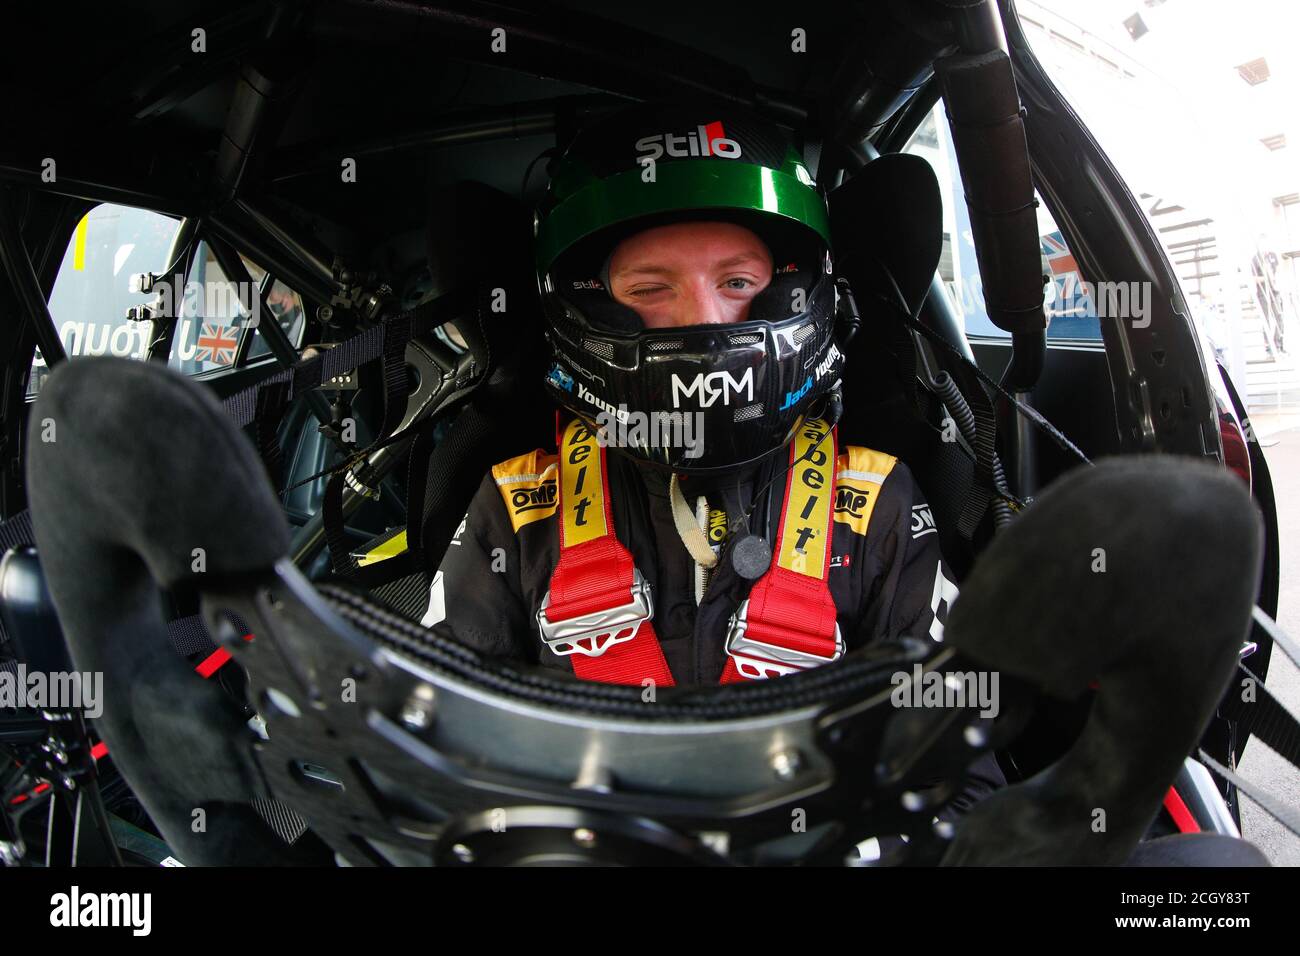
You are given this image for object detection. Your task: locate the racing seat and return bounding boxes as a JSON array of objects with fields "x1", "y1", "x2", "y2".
[
  {"x1": 348, "y1": 181, "x2": 553, "y2": 617},
  {"x1": 828, "y1": 152, "x2": 989, "y2": 582},
  {"x1": 22, "y1": 354, "x2": 1270, "y2": 866}
]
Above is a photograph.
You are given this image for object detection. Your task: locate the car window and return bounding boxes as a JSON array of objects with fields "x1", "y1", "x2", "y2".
[
  {"x1": 902, "y1": 102, "x2": 1103, "y2": 342},
  {"x1": 1011, "y1": 1, "x2": 1296, "y2": 392},
  {"x1": 170, "y1": 240, "x2": 306, "y2": 376},
  {"x1": 28, "y1": 205, "x2": 307, "y2": 397},
  {"x1": 27, "y1": 204, "x2": 178, "y2": 397}
]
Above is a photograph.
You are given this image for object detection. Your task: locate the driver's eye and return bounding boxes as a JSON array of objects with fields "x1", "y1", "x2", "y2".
[{"x1": 722, "y1": 277, "x2": 757, "y2": 291}]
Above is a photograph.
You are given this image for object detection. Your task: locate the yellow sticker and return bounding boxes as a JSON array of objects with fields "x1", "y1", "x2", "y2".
[
  {"x1": 832, "y1": 446, "x2": 897, "y2": 537},
  {"x1": 357, "y1": 528, "x2": 408, "y2": 566},
  {"x1": 72, "y1": 214, "x2": 88, "y2": 272},
  {"x1": 776, "y1": 418, "x2": 835, "y2": 577},
  {"x1": 559, "y1": 418, "x2": 608, "y2": 546}
]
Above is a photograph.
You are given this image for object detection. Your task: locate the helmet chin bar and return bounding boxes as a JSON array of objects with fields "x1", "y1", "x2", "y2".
[
  {"x1": 204, "y1": 560, "x2": 1019, "y2": 867},
  {"x1": 539, "y1": 272, "x2": 843, "y2": 473}
]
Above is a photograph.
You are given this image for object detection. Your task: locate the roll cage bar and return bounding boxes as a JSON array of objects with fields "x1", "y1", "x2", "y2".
[{"x1": 0, "y1": 0, "x2": 1218, "y2": 508}]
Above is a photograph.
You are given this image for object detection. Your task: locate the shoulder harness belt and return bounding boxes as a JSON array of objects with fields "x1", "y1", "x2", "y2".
[{"x1": 537, "y1": 417, "x2": 841, "y2": 686}]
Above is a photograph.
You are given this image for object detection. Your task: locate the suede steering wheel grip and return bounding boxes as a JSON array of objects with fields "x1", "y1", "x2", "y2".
[
  {"x1": 24, "y1": 357, "x2": 300, "y2": 865},
  {"x1": 937, "y1": 455, "x2": 1262, "y2": 865}
]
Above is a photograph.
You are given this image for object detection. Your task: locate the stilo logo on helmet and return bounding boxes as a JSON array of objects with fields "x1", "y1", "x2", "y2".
[
  {"x1": 534, "y1": 103, "x2": 841, "y2": 473},
  {"x1": 634, "y1": 121, "x2": 742, "y2": 165}
]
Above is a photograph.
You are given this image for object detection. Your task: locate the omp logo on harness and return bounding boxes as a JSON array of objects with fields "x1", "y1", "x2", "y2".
[
  {"x1": 635, "y1": 121, "x2": 741, "y2": 164},
  {"x1": 493, "y1": 452, "x2": 559, "y2": 533},
  {"x1": 670, "y1": 368, "x2": 754, "y2": 408},
  {"x1": 833, "y1": 447, "x2": 898, "y2": 536}
]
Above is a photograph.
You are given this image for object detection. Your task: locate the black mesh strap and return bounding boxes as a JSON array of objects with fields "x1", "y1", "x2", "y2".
[
  {"x1": 223, "y1": 369, "x2": 292, "y2": 429},
  {"x1": 1234, "y1": 663, "x2": 1300, "y2": 770},
  {"x1": 323, "y1": 469, "x2": 355, "y2": 577},
  {"x1": 165, "y1": 614, "x2": 219, "y2": 658},
  {"x1": 250, "y1": 797, "x2": 310, "y2": 845},
  {"x1": 402, "y1": 419, "x2": 439, "y2": 562},
  {"x1": 252, "y1": 377, "x2": 292, "y2": 491},
  {"x1": 220, "y1": 286, "x2": 472, "y2": 433},
  {"x1": 0, "y1": 508, "x2": 34, "y2": 553},
  {"x1": 319, "y1": 323, "x2": 384, "y2": 388},
  {"x1": 374, "y1": 312, "x2": 415, "y2": 451},
  {"x1": 369, "y1": 569, "x2": 434, "y2": 621}
]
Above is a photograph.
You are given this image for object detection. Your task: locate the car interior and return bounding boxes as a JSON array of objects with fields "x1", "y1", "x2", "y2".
[{"x1": 0, "y1": 0, "x2": 1295, "y2": 867}]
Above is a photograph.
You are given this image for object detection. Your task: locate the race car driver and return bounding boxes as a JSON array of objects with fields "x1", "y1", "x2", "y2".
[{"x1": 423, "y1": 103, "x2": 965, "y2": 691}]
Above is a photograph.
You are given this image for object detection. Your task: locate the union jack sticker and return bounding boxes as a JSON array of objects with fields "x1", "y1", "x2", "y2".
[{"x1": 195, "y1": 323, "x2": 239, "y2": 366}]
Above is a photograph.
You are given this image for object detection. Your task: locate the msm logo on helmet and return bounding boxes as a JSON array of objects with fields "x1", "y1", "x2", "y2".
[
  {"x1": 635, "y1": 121, "x2": 742, "y2": 164},
  {"x1": 670, "y1": 368, "x2": 754, "y2": 408}
]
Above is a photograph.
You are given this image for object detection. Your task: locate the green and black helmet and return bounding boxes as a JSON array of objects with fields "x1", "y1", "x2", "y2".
[{"x1": 534, "y1": 102, "x2": 844, "y2": 474}]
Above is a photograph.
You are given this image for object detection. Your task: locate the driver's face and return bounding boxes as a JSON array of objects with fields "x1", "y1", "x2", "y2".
[{"x1": 608, "y1": 221, "x2": 773, "y2": 329}]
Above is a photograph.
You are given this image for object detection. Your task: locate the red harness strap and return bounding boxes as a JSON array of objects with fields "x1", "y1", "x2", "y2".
[
  {"x1": 537, "y1": 419, "x2": 674, "y2": 687},
  {"x1": 720, "y1": 420, "x2": 842, "y2": 682},
  {"x1": 540, "y1": 417, "x2": 840, "y2": 687}
]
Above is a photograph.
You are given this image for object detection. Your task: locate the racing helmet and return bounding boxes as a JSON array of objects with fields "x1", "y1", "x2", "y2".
[{"x1": 534, "y1": 102, "x2": 844, "y2": 473}]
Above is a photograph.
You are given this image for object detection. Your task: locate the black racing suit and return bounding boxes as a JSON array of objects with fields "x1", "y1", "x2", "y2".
[{"x1": 419, "y1": 432, "x2": 1004, "y2": 822}]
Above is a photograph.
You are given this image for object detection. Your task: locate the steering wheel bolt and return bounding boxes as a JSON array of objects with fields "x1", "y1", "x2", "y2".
[
  {"x1": 400, "y1": 685, "x2": 437, "y2": 731},
  {"x1": 451, "y1": 843, "x2": 475, "y2": 864},
  {"x1": 771, "y1": 749, "x2": 803, "y2": 780}
]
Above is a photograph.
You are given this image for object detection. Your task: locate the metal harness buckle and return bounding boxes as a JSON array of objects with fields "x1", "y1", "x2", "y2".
[
  {"x1": 536, "y1": 567, "x2": 654, "y2": 658},
  {"x1": 724, "y1": 598, "x2": 845, "y2": 680}
]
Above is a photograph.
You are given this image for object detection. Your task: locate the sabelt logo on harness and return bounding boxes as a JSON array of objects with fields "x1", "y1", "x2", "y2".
[
  {"x1": 788, "y1": 420, "x2": 832, "y2": 564},
  {"x1": 635, "y1": 121, "x2": 742, "y2": 164},
  {"x1": 670, "y1": 368, "x2": 754, "y2": 408}
]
